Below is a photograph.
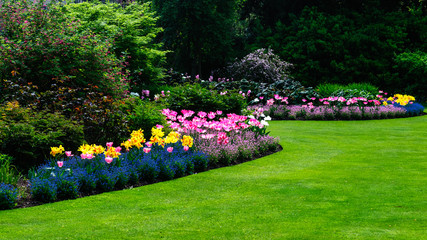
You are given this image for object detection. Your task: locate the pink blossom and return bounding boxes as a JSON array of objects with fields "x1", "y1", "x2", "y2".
[
  {"x1": 65, "y1": 151, "x2": 73, "y2": 157},
  {"x1": 267, "y1": 98, "x2": 274, "y2": 106},
  {"x1": 146, "y1": 142, "x2": 153, "y2": 147},
  {"x1": 198, "y1": 111, "x2": 207, "y2": 118},
  {"x1": 81, "y1": 153, "x2": 94, "y2": 160},
  {"x1": 57, "y1": 161, "x2": 63, "y2": 168},
  {"x1": 167, "y1": 147, "x2": 173, "y2": 153},
  {"x1": 105, "y1": 157, "x2": 113, "y2": 164},
  {"x1": 183, "y1": 146, "x2": 189, "y2": 151},
  {"x1": 115, "y1": 147, "x2": 122, "y2": 153},
  {"x1": 207, "y1": 112, "x2": 215, "y2": 119},
  {"x1": 217, "y1": 132, "x2": 229, "y2": 145},
  {"x1": 156, "y1": 124, "x2": 164, "y2": 129},
  {"x1": 216, "y1": 110, "x2": 223, "y2": 115},
  {"x1": 143, "y1": 148, "x2": 151, "y2": 153},
  {"x1": 106, "y1": 142, "x2": 113, "y2": 148},
  {"x1": 259, "y1": 97, "x2": 264, "y2": 100},
  {"x1": 323, "y1": 101, "x2": 330, "y2": 105},
  {"x1": 302, "y1": 99, "x2": 307, "y2": 102}
]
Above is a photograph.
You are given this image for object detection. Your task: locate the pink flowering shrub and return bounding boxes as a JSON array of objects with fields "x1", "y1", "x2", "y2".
[{"x1": 0, "y1": 0, "x2": 129, "y2": 98}]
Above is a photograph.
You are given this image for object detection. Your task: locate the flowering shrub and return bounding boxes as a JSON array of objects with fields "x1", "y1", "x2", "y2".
[
  {"x1": 0, "y1": 0, "x2": 129, "y2": 97},
  {"x1": 0, "y1": 183, "x2": 18, "y2": 210},
  {"x1": 222, "y1": 48, "x2": 293, "y2": 84}
]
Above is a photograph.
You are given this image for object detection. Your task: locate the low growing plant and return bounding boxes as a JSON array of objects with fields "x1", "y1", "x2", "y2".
[{"x1": 0, "y1": 183, "x2": 18, "y2": 210}]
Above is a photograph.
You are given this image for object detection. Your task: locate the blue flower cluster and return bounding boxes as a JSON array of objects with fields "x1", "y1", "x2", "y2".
[
  {"x1": 29, "y1": 143, "x2": 209, "y2": 203},
  {"x1": 390, "y1": 102, "x2": 425, "y2": 116},
  {"x1": 0, "y1": 183, "x2": 18, "y2": 210}
]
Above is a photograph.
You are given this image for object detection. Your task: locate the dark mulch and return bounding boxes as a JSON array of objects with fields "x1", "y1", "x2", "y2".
[{"x1": 13, "y1": 145, "x2": 283, "y2": 210}]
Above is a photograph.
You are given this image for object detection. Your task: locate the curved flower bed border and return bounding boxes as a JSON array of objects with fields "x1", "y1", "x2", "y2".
[
  {"x1": 1, "y1": 112, "x2": 281, "y2": 210},
  {"x1": 250, "y1": 104, "x2": 424, "y2": 121}
]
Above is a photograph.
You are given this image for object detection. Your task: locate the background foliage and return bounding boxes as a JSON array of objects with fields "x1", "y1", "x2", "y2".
[{"x1": 63, "y1": 0, "x2": 167, "y2": 92}]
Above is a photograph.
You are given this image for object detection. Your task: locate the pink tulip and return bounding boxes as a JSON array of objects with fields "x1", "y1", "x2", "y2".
[
  {"x1": 167, "y1": 147, "x2": 173, "y2": 153},
  {"x1": 183, "y1": 146, "x2": 189, "y2": 151},
  {"x1": 143, "y1": 148, "x2": 151, "y2": 154},
  {"x1": 198, "y1": 111, "x2": 207, "y2": 118},
  {"x1": 106, "y1": 142, "x2": 113, "y2": 148},
  {"x1": 65, "y1": 151, "x2": 73, "y2": 157},
  {"x1": 81, "y1": 153, "x2": 94, "y2": 160},
  {"x1": 208, "y1": 112, "x2": 216, "y2": 119},
  {"x1": 57, "y1": 161, "x2": 63, "y2": 168},
  {"x1": 115, "y1": 147, "x2": 122, "y2": 153},
  {"x1": 146, "y1": 142, "x2": 152, "y2": 147},
  {"x1": 216, "y1": 110, "x2": 223, "y2": 115},
  {"x1": 105, "y1": 157, "x2": 113, "y2": 164},
  {"x1": 156, "y1": 124, "x2": 164, "y2": 129}
]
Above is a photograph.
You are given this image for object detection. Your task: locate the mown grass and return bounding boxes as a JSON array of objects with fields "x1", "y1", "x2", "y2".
[{"x1": 0, "y1": 115, "x2": 426, "y2": 239}]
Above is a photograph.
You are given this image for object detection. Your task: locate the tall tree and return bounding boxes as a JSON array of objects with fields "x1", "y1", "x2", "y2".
[{"x1": 152, "y1": 0, "x2": 238, "y2": 76}]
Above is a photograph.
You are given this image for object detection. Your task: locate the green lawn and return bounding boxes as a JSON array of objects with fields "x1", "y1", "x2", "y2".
[{"x1": 1, "y1": 115, "x2": 426, "y2": 239}]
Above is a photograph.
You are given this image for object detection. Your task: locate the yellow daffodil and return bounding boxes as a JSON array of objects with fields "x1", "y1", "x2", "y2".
[
  {"x1": 93, "y1": 145, "x2": 105, "y2": 155},
  {"x1": 50, "y1": 145, "x2": 65, "y2": 157},
  {"x1": 105, "y1": 147, "x2": 121, "y2": 158},
  {"x1": 181, "y1": 135, "x2": 193, "y2": 148},
  {"x1": 78, "y1": 144, "x2": 95, "y2": 155},
  {"x1": 151, "y1": 127, "x2": 165, "y2": 138},
  {"x1": 121, "y1": 139, "x2": 133, "y2": 151}
]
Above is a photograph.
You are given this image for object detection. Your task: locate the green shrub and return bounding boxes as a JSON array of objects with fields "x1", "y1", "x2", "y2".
[
  {"x1": 63, "y1": 1, "x2": 167, "y2": 92},
  {"x1": 393, "y1": 51, "x2": 427, "y2": 100},
  {"x1": 0, "y1": 0, "x2": 129, "y2": 98},
  {"x1": 331, "y1": 89, "x2": 375, "y2": 100},
  {"x1": 0, "y1": 154, "x2": 21, "y2": 186},
  {"x1": 250, "y1": 6, "x2": 409, "y2": 89},
  {"x1": 0, "y1": 102, "x2": 84, "y2": 171},
  {"x1": 160, "y1": 83, "x2": 247, "y2": 114},
  {"x1": 126, "y1": 100, "x2": 169, "y2": 139},
  {"x1": 316, "y1": 83, "x2": 347, "y2": 98},
  {"x1": 316, "y1": 83, "x2": 379, "y2": 98}
]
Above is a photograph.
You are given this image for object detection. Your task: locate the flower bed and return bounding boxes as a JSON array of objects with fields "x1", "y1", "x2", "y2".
[
  {"x1": 162, "y1": 109, "x2": 280, "y2": 166},
  {"x1": 248, "y1": 93, "x2": 424, "y2": 120},
  {"x1": 28, "y1": 128, "x2": 204, "y2": 203},
  {"x1": 1, "y1": 110, "x2": 281, "y2": 209}
]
